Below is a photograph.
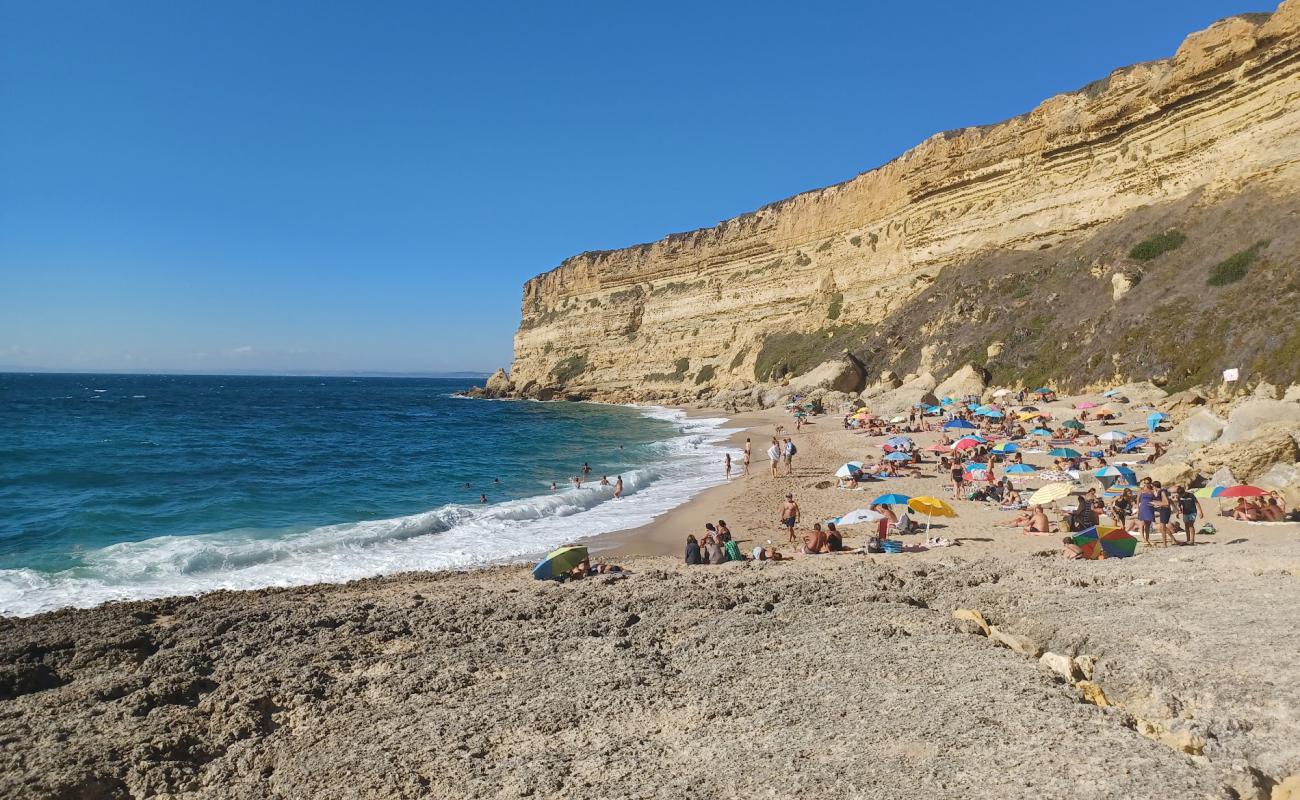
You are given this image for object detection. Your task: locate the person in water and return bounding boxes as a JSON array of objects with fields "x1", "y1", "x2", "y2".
[
  {"x1": 614, "y1": 476, "x2": 623, "y2": 499},
  {"x1": 479, "y1": 494, "x2": 487, "y2": 504}
]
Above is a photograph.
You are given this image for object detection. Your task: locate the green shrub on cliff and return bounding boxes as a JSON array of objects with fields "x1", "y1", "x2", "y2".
[
  {"x1": 1128, "y1": 230, "x2": 1186, "y2": 261},
  {"x1": 1207, "y1": 241, "x2": 1268, "y2": 286},
  {"x1": 550, "y1": 353, "x2": 589, "y2": 383},
  {"x1": 827, "y1": 292, "x2": 844, "y2": 321}
]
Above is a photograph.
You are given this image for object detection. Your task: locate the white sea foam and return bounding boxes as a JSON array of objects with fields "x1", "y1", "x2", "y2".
[{"x1": 0, "y1": 407, "x2": 738, "y2": 617}]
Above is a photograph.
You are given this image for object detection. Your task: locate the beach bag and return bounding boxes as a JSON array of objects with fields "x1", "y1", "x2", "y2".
[
  {"x1": 788, "y1": 443, "x2": 797, "y2": 456},
  {"x1": 866, "y1": 538, "x2": 884, "y2": 554}
]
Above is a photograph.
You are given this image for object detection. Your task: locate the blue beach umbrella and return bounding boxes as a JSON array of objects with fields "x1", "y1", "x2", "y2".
[
  {"x1": 871, "y1": 493, "x2": 912, "y2": 505},
  {"x1": 1121, "y1": 437, "x2": 1148, "y2": 453},
  {"x1": 886, "y1": 436, "x2": 913, "y2": 447},
  {"x1": 943, "y1": 419, "x2": 976, "y2": 430},
  {"x1": 941, "y1": 398, "x2": 954, "y2": 406},
  {"x1": 925, "y1": 405, "x2": 943, "y2": 415},
  {"x1": 1049, "y1": 447, "x2": 1082, "y2": 458},
  {"x1": 1030, "y1": 427, "x2": 1053, "y2": 436},
  {"x1": 1102, "y1": 389, "x2": 1120, "y2": 397},
  {"x1": 1094, "y1": 465, "x2": 1137, "y2": 490},
  {"x1": 1006, "y1": 463, "x2": 1037, "y2": 474},
  {"x1": 884, "y1": 451, "x2": 913, "y2": 462},
  {"x1": 992, "y1": 442, "x2": 1019, "y2": 454},
  {"x1": 982, "y1": 410, "x2": 1005, "y2": 418}
]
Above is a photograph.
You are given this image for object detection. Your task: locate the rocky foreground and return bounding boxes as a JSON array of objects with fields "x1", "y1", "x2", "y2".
[{"x1": 2, "y1": 536, "x2": 1299, "y2": 799}]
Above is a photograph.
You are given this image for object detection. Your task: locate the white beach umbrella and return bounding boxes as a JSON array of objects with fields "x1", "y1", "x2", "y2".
[
  {"x1": 835, "y1": 462, "x2": 865, "y2": 478},
  {"x1": 836, "y1": 508, "x2": 886, "y2": 525}
]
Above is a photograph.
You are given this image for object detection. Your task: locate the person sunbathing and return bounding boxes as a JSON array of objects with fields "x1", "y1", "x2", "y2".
[
  {"x1": 569, "y1": 557, "x2": 627, "y2": 579},
  {"x1": 1003, "y1": 510, "x2": 1034, "y2": 527},
  {"x1": 1061, "y1": 536, "x2": 1084, "y2": 559},
  {"x1": 1259, "y1": 498, "x2": 1284, "y2": 522},
  {"x1": 1023, "y1": 505, "x2": 1052, "y2": 534},
  {"x1": 1232, "y1": 499, "x2": 1261, "y2": 521},
  {"x1": 802, "y1": 522, "x2": 829, "y2": 554}
]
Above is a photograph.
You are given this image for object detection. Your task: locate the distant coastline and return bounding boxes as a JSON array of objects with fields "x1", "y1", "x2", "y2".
[{"x1": 0, "y1": 368, "x2": 492, "y2": 379}]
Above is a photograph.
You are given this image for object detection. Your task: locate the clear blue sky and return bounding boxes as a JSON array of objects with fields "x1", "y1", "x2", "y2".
[{"x1": 0, "y1": 0, "x2": 1269, "y2": 374}]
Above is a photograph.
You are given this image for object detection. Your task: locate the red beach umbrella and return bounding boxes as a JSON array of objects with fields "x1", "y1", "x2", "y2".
[{"x1": 1219, "y1": 485, "x2": 1267, "y2": 498}]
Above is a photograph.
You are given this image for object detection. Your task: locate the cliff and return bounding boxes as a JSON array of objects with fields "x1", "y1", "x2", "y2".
[{"x1": 499, "y1": 2, "x2": 1300, "y2": 403}]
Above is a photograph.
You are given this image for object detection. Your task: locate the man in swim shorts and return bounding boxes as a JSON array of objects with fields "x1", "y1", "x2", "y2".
[{"x1": 778, "y1": 493, "x2": 800, "y2": 545}]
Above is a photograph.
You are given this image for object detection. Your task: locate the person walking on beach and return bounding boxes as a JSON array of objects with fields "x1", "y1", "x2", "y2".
[
  {"x1": 724, "y1": 452, "x2": 732, "y2": 480},
  {"x1": 742, "y1": 438, "x2": 752, "y2": 478},
  {"x1": 779, "y1": 493, "x2": 801, "y2": 545},
  {"x1": 767, "y1": 438, "x2": 781, "y2": 478},
  {"x1": 1174, "y1": 485, "x2": 1204, "y2": 545},
  {"x1": 783, "y1": 437, "x2": 796, "y2": 476},
  {"x1": 614, "y1": 475, "x2": 623, "y2": 499}
]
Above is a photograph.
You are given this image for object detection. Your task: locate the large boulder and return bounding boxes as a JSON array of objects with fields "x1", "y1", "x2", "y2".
[
  {"x1": 1158, "y1": 387, "x2": 1208, "y2": 421},
  {"x1": 868, "y1": 373, "x2": 940, "y2": 417},
  {"x1": 1256, "y1": 462, "x2": 1300, "y2": 508},
  {"x1": 934, "y1": 364, "x2": 990, "y2": 401},
  {"x1": 1284, "y1": 384, "x2": 1300, "y2": 403},
  {"x1": 791, "y1": 352, "x2": 866, "y2": 394},
  {"x1": 1146, "y1": 462, "x2": 1198, "y2": 488},
  {"x1": 1109, "y1": 381, "x2": 1167, "y2": 407},
  {"x1": 862, "y1": 370, "x2": 903, "y2": 398},
  {"x1": 760, "y1": 385, "x2": 795, "y2": 409},
  {"x1": 1218, "y1": 400, "x2": 1300, "y2": 445},
  {"x1": 1252, "y1": 381, "x2": 1281, "y2": 400},
  {"x1": 485, "y1": 368, "x2": 513, "y2": 395},
  {"x1": 1190, "y1": 423, "x2": 1300, "y2": 483},
  {"x1": 1173, "y1": 410, "x2": 1226, "y2": 445}
]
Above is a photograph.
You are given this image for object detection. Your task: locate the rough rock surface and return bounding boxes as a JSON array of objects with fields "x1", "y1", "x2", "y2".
[
  {"x1": 1191, "y1": 423, "x2": 1300, "y2": 483},
  {"x1": 1175, "y1": 409, "x2": 1227, "y2": 445},
  {"x1": 2, "y1": 544, "x2": 1299, "y2": 799},
  {"x1": 933, "y1": 363, "x2": 990, "y2": 400},
  {"x1": 494, "y1": 3, "x2": 1300, "y2": 403},
  {"x1": 1219, "y1": 400, "x2": 1300, "y2": 445},
  {"x1": 791, "y1": 352, "x2": 866, "y2": 394}
]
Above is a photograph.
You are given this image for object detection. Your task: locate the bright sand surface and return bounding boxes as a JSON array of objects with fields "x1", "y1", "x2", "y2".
[{"x1": 600, "y1": 395, "x2": 1288, "y2": 562}]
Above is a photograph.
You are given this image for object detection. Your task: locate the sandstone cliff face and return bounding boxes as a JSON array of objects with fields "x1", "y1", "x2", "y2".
[{"x1": 508, "y1": 3, "x2": 1300, "y2": 401}]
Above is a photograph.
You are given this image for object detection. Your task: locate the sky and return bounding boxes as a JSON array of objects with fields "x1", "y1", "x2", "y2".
[{"x1": 0, "y1": 0, "x2": 1271, "y2": 374}]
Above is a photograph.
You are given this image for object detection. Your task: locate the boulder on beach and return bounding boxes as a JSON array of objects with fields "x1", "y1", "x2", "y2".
[
  {"x1": 1146, "y1": 461, "x2": 1197, "y2": 488},
  {"x1": 791, "y1": 352, "x2": 866, "y2": 395},
  {"x1": 1191, "y1": 422, "x2": 1300, "y2": 484},
  {"x1": 1218, "y1": 399, "x2": 1300, "y2": 445},
  {"x1": 934, "y1": 364, "x2": 989, "y2": 401},
  {"x1": 1107, "y1": 381, "x2": 1167, "y2": 406},
  {"x1": 870, "y1": 373, "x2": 939, "y2": 417},
  {"x1": 1173, "y1": 410, "x2": 1226, "y2": 445}
]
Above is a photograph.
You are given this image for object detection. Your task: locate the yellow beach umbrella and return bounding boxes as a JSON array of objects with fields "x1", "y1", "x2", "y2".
[
  {"x1": 1017, "y1": 411, "x2": 1042, "y2": 421},
  {"x1": 908, "y1": 495, "x2": 957, "y2": 533},
  {"x1": 1029, "y1": 482, "x2": 1075, "y2": 506}
]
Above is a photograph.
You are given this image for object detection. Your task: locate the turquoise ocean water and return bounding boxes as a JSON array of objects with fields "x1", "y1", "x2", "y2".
[{"x1": 0, "y1": 374, "x2": 732, "y2": 616}]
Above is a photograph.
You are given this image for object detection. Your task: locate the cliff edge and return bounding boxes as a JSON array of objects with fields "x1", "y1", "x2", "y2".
[{"x1": 489, "y1": 2, "x2": 1300, "y2": 404}]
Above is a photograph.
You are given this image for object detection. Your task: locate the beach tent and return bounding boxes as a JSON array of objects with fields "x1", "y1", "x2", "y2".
[
  {"x1": 1071, "y1": 526, "x2": 1138, "y2": 559},
  {"x1": 1006, "y1": 463, "x2": 1037, "y2": 474},
  {"x1": 908, "y1": 496, "x2": 957, "y2": 533},
  {"x1": 871, "y1": 493, "x2": 911, "y2": 505},
  {"x1": 835, "y1": 462, "x2": 866, "y2": 478},
  {"x1": 835, "y1": 508, "x2": 886, "y2": 525},
  {"x1": 532, "y1": 546, "x2": 589, "y2": 581}
]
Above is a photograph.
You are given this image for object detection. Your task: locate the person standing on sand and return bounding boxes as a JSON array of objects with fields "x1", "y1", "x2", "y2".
[
  {"x1": 614, "y1": 476, "x2": 623, "y2": 499},
  {"x1": 743, "y1": 438, "x2": 752, "y2": 477},
  {"x1": 767, "y1": 438, "x2": 781, "y2": 478},
  {"x1": 1173, "y1": 485, "x2": 1204, "y2": 545},
  {"x1": 779, "y1": 493, "x2": 800, "y2": 545},
  {"x1": 783, "y1": 437, "x2": 796, "y2": 476},
  {"x1": 724, "y1": 452, "x2": 732, "y2": 480}
]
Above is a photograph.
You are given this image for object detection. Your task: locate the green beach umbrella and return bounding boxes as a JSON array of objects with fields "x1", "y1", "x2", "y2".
[{"x1": 532, "y1": 545, "x2": 588, "y2": 581}]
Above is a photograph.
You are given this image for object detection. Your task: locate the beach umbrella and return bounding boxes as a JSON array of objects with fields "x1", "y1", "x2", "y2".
[
  {"x1": 886, "y1": 435, "x2": 913, "y2": 447},
  {"x1": 1193, "y1": 486, "x2": 1225, "y2": 498},
  {"x1": 952, "y1": 437, "x2": 982, "y2": 451},
  {"x1": 981, "y1": 410, "x2": 1005, "y2": 418},
  {"x1": 1098, "y1": 431, "x2": 1128, "y2": 441},
  {"x1": 871, "y1": 493, "x2": 911, "y2": 506},
  {"x1": 943, "y1": 419, "x2": 976, "y2": 430},
  {"x1": 1006, "y1": 463, "x2": 1037, "y2": 474},
  {"x1": 1120, "y1": 438, "x2": 1148, "y2": 453},
  {"x1": 1102, "y1": 389, "x2": 1120, "y2": 397},
  {"x1": 1030, "y1": 427, "x2": 1053, "y2": 436},
  {"x1": 1087, "y1": 450, "x2": 1105, "y2": 458},
  {"x1": 926, "y1": 443, "x2": 953, "y2": 453},
  {"x1": 884, "y1": 451, "x2": 913, "y2": 462},
  {"x1": 835, "y1": 462, "x2": 866, "y2": 478},
  {"x1": 1063, "y1": 420, "x2": 1085, "y2": 430},
  {"x1": 941, "y1": 397, "x2": 954, "y2": 405},
  {"x1": 532, "y1": 545, "x2": 589, "y2": 581},
  {"x1": 1220, "y1": 485, "x2": 1267, "y2": 498},
  {"x1": 888, "y1": 415, "x2": 907, "y2": 424},
  {"x1": 1032, "y1": 387, "x2": 1052, "y2": 395},
  {"x1": 991, "y1": 442, "x2": 1019, "y2": 454},
  {"x1": 1077, "y1": 402, "x2": 1098, "y2": 409},
  {"x1": 1020, "y1": 406, "x2": 1040, "y2": 412},
  {"x1": 1094, "y1": 465, "x2": 1137, "y2": 490},
  {"x1": 924, "y1": 405, "x2": 943, "y2": 415},
  {"x1": 1029, "y1": 482, "x2": 1075, "y2": 506},
  {"x1": 1017, "y1": 412, "x2": 1043, "y2": 421},
  {"x1": 1049, "y1": 447, "x2": 1082, "y2": 459},
  {"x1": 1071, "y1": 526, "x2": 1138, "y2": 559},
  {"x1": 835, "y1": 507, "x2": 886, "y2": 525},
  {"x1": 908, "y1": 496, "x2": 957, "y2": 533}
]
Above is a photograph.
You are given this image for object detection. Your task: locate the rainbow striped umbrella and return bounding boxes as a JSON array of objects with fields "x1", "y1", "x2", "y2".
[
  {"x1": 1071, "y1": 526, "x2": 1138, "y2": 559},
  {"x1": 532, "y1": 546, "x2": 588, "y2": 581}
]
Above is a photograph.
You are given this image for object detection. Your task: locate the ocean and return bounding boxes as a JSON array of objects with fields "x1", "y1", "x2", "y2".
[{"x1": 0, "y1": 373, "x2": 733, "y2": 616}]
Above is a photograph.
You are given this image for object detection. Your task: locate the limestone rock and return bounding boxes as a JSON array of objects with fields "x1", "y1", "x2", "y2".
[
  {"x1": 1039, "y1": 652, "x2": 1082, "y2": 681},
  {"x1": 1111, "y1": 269, "x2": 1141, "y2": 301},
  {"x1": 1146, "y1": 461, "x2": 1198, "y2": 487},
  {"x1": 1073, "y1": 655, "x2": 1097, "y2": 681},
  {"x1": 1255, "y1": 461, "x2": 1300, "y2": 507},
  {"x1": 985, "y1": 341, "x2": 1004, "y2": 360},
  {"x1": 791, "y1": 352, "x2": 866, "y2": 394},
  {"x1": 934, "y1": 364, "x2": 990, "y2": 401},
  {"x1": 1285, "y1": 384, "x2": 1300, "y2": 403},
  {"x1": 1253, "y1": 381, "x2": 1281, "y2": 400},
  {"x1": 1174, "y1": 410, "x2": 1226, "y2": 445},
  {"x1": 1109, "y1": 382, "x2": 1168, "y2": 406},
  {"x1": 1219, "y1": 399, "x2": 1300, "y2": 444},
  {"x1": 485, "y1": 368, "x2": 513, "y2": 395},
  {"x1": 1158, "y1": 387, "x2": 1208, "y2": 421},
  {"x1": 987, "y1": 625, "x2": 1042, "y2": 658},
  {"x1": 1077, "y1": 681, "x2": 1110, "y2": 707},
  {"x1": 870, "y1": 373, "x2": 939, "y2": 417},
  {"x1": 1272, "y1": 774, "x2": 1300, "y2": 800},
  {"x1": 952, "y1": 608, "x2": 990, "y2": 636},
  {"x1": 1191, "y1": 423, "x2": 1300, "y2": 483}
]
